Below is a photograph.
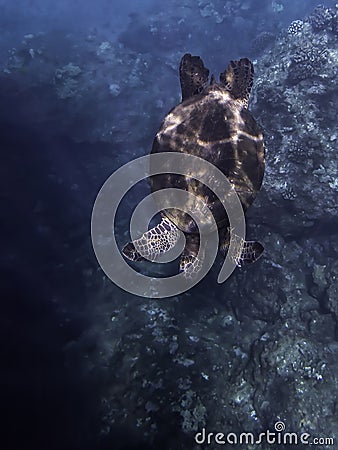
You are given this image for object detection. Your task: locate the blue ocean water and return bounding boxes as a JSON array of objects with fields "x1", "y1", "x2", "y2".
[{"x1": 1, "y1": 1, "x2": 337, "y2": 449}]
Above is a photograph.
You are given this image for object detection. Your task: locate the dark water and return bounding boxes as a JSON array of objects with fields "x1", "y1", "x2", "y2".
[{"x1": 1, "y1": 1, "x2": 337, "y2": 449}]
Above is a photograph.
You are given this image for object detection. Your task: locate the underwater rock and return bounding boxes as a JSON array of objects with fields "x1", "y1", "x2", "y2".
[
  {"x1": 246, "y1": 328, "x2": 337, "y2": 438},
  {"x1": 251, "y1": 10, "x2": 338, "y2": 235},
  {"x1": 250, "y1": 31, "x2": 276, "y2": 55},
  {"x1": 54, "y1": 63, "x2": 82, "y2": 99}
]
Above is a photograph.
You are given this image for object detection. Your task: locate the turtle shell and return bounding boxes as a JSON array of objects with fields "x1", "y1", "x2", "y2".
[{"x1": 150, "y1": 86, "x2": 265, "y2": 234}]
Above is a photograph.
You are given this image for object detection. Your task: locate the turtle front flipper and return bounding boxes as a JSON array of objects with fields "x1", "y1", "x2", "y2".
[
  {"x1": 122, "y1": 217, "x2": 180, "y2": 262},
  {"x1": 220, "y1": 58, "x2": 254, "y2": 108},
  {"x1": 179, "y1": 54, "x2": 210, "y2": 101}
]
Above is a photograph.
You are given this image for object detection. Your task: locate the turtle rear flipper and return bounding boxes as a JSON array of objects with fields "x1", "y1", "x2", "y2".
[
  {"x1": 237, "y1": 240, "x2": 264, "y2": 265},
  {"x1": 179, "y1": 233, "x2": 203, "y2": 279},
  {"x1": 221, "y1": 231, "x2": 264, "y2": 266},
  {"x1": 179, "y1": 255, "x2": 203, "y2": 279},
  {"x1": 179, "y1": 53, "x2": 210, "y2": 101},
  {"x1": 220, "y1": 58, "x2": 254, "y2": 108},
  {"x1": 122, "y1": 217, "x2": 180, "y2": 262},
  {"x1": 122, "y1": 242, "x2": 146, "y2": 262}
]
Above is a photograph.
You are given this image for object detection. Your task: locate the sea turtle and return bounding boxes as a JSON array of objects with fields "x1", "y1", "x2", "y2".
[{"x1": 122, "y1": 53, "x2": 265, "y2": 277}]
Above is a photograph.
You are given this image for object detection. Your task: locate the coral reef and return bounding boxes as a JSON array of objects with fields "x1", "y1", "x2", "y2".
[
  {"x1": 308, "y1": 4, "x2": 338, "y2": 33},
  {"x1": 287, "y1": 19, "x2": 304, "y2": 34},
  {"x1": 288, "y1": 43, "x2": 328, "y2": 82}
]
